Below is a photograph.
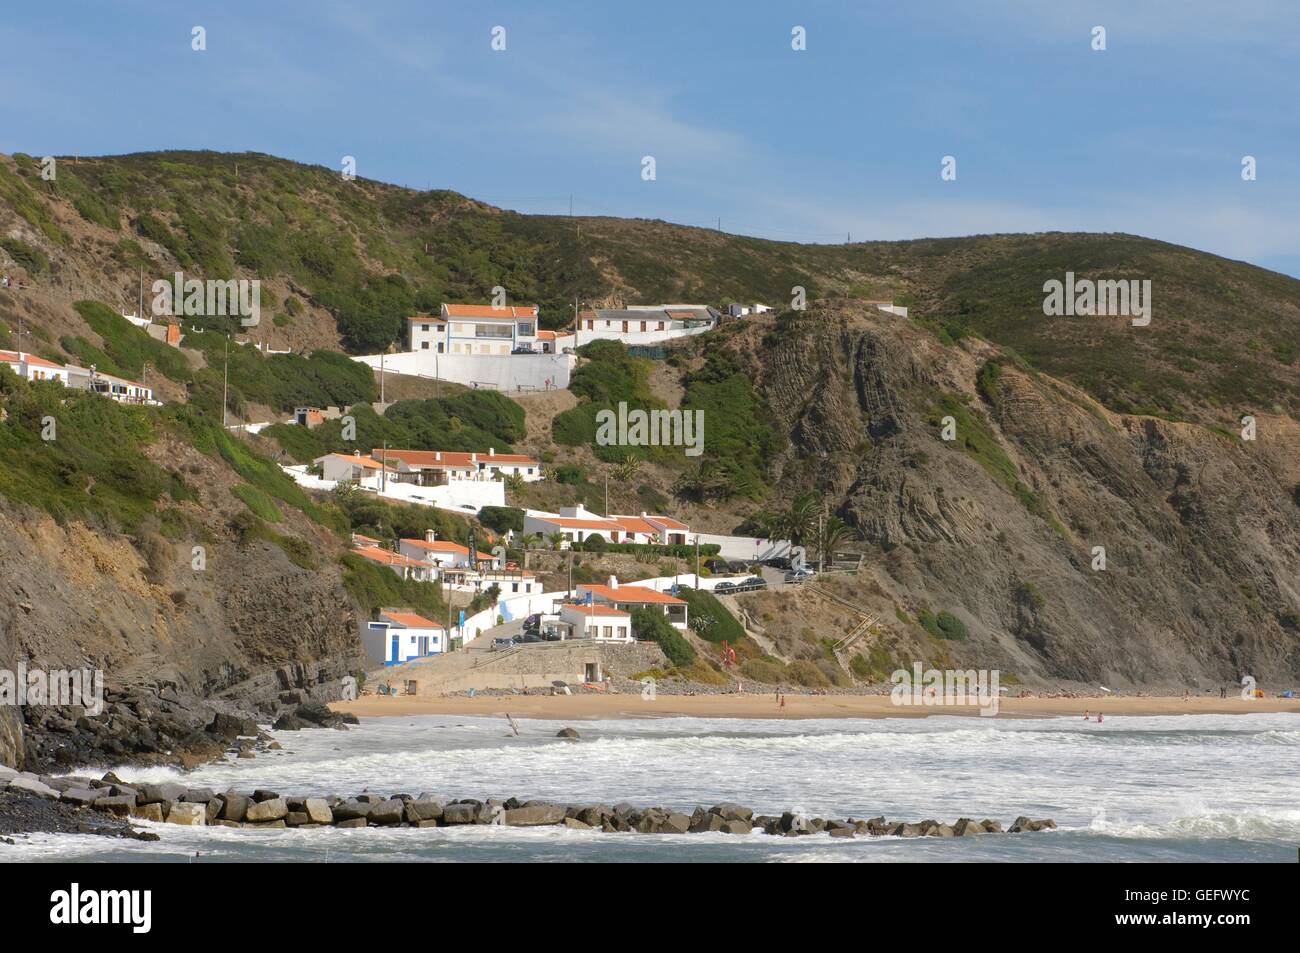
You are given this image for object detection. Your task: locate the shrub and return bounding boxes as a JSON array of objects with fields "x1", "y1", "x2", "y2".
[
  {"x1": 632, "y1": 607, "x2": 694, "y2": 667},
  {"x1": 477, "y1": 505, "x2": 524, "y2": 535}
]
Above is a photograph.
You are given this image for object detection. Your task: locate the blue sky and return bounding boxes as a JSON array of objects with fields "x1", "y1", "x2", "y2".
[{"x1": 3, "y1": 0, "x2": 1297, "y2": 276}]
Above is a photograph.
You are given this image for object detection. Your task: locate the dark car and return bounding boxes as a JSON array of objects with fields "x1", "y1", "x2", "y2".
[
  {"x1": 511, "y1": 345, "x2": 537, "y2": 354},
  {"x1": 704, "y1": 558, "x2": 732, "y2": 574},
  {"x1": 764, "y1": 556, "x2": 792, "y2": 571},
  {"x1": 519, "y1": 633, "x2": 544, "y2": 644},
  {"x1": 741, "y1": 576, "x2": 767, "y2": 589},
  {"x1": 728, "y1": 560, "x2": 753, "y2": 574},
  {"x1": 714, "y1": 581, "x2": 736, "y2": 592}
]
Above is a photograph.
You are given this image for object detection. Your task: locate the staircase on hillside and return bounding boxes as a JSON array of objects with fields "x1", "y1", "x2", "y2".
[{"x1": 804, "y1": 583, "x2": 884, "y2": 672}]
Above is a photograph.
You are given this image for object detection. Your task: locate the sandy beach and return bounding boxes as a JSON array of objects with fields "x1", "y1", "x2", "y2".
[{"x1": 332, "y1": 692, "x2": 1300, "y2": 721}]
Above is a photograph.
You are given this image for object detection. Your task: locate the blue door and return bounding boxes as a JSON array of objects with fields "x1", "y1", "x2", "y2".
[{"x1": 390, "y1": 634, "x2": 399, "y2": 663}]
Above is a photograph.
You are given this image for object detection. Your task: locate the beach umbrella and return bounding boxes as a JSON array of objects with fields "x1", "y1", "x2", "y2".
[{"x1": 551, "y1": 680, "x2": 568, "y2": 688}]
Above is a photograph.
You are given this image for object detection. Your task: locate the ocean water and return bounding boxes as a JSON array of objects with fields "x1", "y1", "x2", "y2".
[{"x1": 9, "y1": 712, "x2": 1298, "y2": 862}]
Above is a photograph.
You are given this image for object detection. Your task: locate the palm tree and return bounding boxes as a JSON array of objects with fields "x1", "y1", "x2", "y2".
[
  {"x1": 547, "y1": 531, "x2": 567, "y2": 551},
  {"x1": 519, "y1": 532, "x2": 542, "y2": 569},
  {"x1": 784, "y1": 492, "x2": 821, "y2": 545},
  {"x1": 815, "y1": 516, "x2": 859, "y2": 571},
  {"x1": 503, "y1": 472, "x2": 525, "y2": 494},
  {"x1": 614, "y1": 454, "x2": 641, "y2": 482}
]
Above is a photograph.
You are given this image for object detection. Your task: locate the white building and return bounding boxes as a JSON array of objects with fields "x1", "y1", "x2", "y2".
[
  {"x1": 574, "y1": 305, "x2": 718, "y2": 346},
  {"x1": 407, "y1": 303, "x2": 541, "y2": 356},
  {"x1": 361, "y1": 608, "x2": 447, "y2": 666},
  {"x1": 550, "y1": 602, "x2": 634, "y2": 642},
  {"x1": 1, "y1": 350, "x2": 72, "y2": 384},
  {"x1": 576, "y1": 577, "x2": 689, "y2": 630},
  {"x1": 399, "y1": 531, "x2": 495, "y2": 571},
  {"x1": 375, "y1": 448, "x2": 542, "y2": 484},
  {"x1": 523, "y1": 505, "x2": 693, "y2": 549},
  {"x1": 314, "y1": 451, "x2": 396, "y2": 484},
  {"x1": 475, "y1": 569, "x2": 541, "y2": 597},
  {"x1": 349, "y1": 543, "x2": 437, "y2": 582},
  {"x1": 865, "y1": 300, "x2": 909, "y2": 318}
]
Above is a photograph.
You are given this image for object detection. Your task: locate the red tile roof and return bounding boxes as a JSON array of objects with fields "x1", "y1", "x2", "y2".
[
  {"x1": 373, "y1": 448, "x2": 538, "y2": 468},
  {"x1": 380, "y1": 610, "x2": 445, "y2": 629},
  {"x1": 578, "y1": 584, "x2": 685, "y2": 605},
  {"x1": 442, "y1": 304, "x2": 539, "y2": 319},
  {"x1": 400, "y1": 538, "x2": 495, "y2": 560}
]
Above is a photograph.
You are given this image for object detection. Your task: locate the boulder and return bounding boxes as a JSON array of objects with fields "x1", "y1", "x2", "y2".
[
  {"x1": 722, "y1": 819, "x2": 753, "y2": 835},
  {"x1": 59, "y1": 788, "x2": 100, "y2": 806},
  {"x1": 220, "y1": 793, "x2": 250, "y2": 822},
  {"x1": 556, "y1": 727, "x2": 580, "y2": 739},
  {"x1": 305, "y1": 799, "x2": 334, "y2": 825},
  {"x1": 563, "y1": 817, "x2": 592, "y2": 830},
  {"x1": 245, "y1": 798, "x2": 289, "y2": 823},
  {"x1": 182, "y1": 788, "x2": 216, "y2": 803},
  {"x1": 928, "y1": 824, "x2": 955, "y2": 837},
  {"x1": 93, "y1": 794, "x2": 136, "y2": 816},
  {"x1": 332, "y1": 801, "x2": 374, "y2": 822},
  {"x1": 505, "y1": 804, "x2": 567, "y2": 826},
  {"x1": 335, "y1": 817, "x2": 367, "y2": 829},
  {"x1": 132, "y1": 802, "x2": 164, "y2": 822},
  {"x1": 404, "y1": 800, "x2": 442, "y2": 823},
  {"x1": 952, "y1": 818, "x2": 984, "y2": 836},
  {"x1": 368, "y1": 800, "x2": 405, "y2": 825},
  {"x1": 285, "y1": 812, "x2": 310, "y2": 827},
  {"x1": 710, "y1": 802, "x2": 754, "y2": 822},
  {"x1": 441, "y1": 803, "x2": 479, "y2": 825},
  {"x1": 7, "y1": 777, "x2": 59, "y2": 799},
  {"x1": 166, "y1": 802, "x2": 206, "y2": 826},
  {"x1": 659, "y1": 813, "x2": 691, "y2": 834},
  {"x1": 138, "y1": 782, "x2": 187, "y2": 805},
  {"x1": 893, "y1": 823, "x2": 923, "y2": 838},
  {"x1": 690, "y1": 812, "x2": 726, "y2": 833},
  {"x1": 980, "y1": 819, "x2": 1003, "y2": 833},
  {"x1": 252, "y1": 789, "x2": 281, "y2": 803},
  {"x1": 0, "y1": 766, "x2": 18, "y2": 783},
  {"x1": 829, "y1": 826, "x2": 856, "y2": 838}
]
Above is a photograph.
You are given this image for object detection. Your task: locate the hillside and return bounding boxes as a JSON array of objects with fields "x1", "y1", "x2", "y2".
[
  {"x1": 1, "y1": 150, "x2": 1297, "y2": 426},
  {"x1": 1, "y1": 148, "x2": 1298, "y2": 769}
]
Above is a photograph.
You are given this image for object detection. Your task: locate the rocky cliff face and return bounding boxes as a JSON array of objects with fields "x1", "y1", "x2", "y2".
[
  {"x1": 0, "y1": 498, "x2": 366, "y2": 769},
  {"x1": 728, "y1": 303, "x2": 1300, "y2": 688}
]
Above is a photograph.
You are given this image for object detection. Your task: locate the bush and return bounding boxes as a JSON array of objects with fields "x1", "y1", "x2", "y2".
[
  {"x1": 231, "y1": 483, "x2": 283, "y2": 522},
  {"x1": 631, "y1": 607, "x2": 694, "y2": 667},
  {"x1": 784, "y1": 659, "x2": 831, "y2": 688},
  {"x1": 740, "y1": 657, "x2": 786, "y2": 685},
  {"x1": 555, "y1": 464, "x2": 585, "y2": 484},
  {"x1": 676, "y1": 587, "x2": 745, "y2": 644},
  {"x1": 477, "y1": 505, "x2": 524, "y2": 535}
]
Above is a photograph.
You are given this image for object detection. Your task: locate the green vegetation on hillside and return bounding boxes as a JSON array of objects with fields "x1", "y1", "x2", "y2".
[
  {"x1": 631, "y1": 607, "x2": 695, "y2": 667},
  {"x1": 264, "y1": 390, "x2": 524, "y2": 464}
]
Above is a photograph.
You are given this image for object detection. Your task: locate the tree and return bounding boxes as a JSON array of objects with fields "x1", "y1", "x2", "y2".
[
  {"x1": 631, "y1": 607, "x2": 695, "y2": 668},
  {"x1": 547, "y1": 531, "x2": 566, "y2": 551},
  {"x1": 518, "y1": 532, "x2": 541, "y2": 569},
  {"x1": 815, "y1": 515, "x2": 859, "y2": 569}
]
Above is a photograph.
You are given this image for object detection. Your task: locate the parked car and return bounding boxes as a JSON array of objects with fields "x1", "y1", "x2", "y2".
[
  {"x1": 714, "y1": 581, "x2": 736, "y2": 592},
  {"x1": 519, "y1": 633, "x2": 543, "y2": 644},
  {"x1": 727, "y1": 560, "x2": 752, "y2": 574},
  {"x1": 511, "y1": 345, "x2": 537, "y2": 354},
  {"x1": 741, "y1": 576, "x2": 767, "y2": 589},
  {"x1": 542, "y1": 631, "x2": 563, "y2": 642},
  {"x1": 491, "y1": 638, "x2": 516, "y2": 651},
  {"x1": 783, "y1": 568, "x2": 816, "y2": 584},
  {"x1": 764, "y1": 556, "x2": 792, "y2": 571},
  {"x1": 704, "y1": 558, "x2": 732, "y2": 574}
]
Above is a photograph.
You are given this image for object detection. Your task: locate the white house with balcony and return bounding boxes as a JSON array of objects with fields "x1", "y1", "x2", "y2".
[
  {"x1": 576, "y1": 577, "x2": 689, "y2": 631},
  {"x1": 313, "y1": 451, "x2": 396, "y2": 485},
  {"x1": 551, "y1": 602, "x2": 634, "y2": 642},
  {"x1": 523, "y1": 505, "x2": 693, "y2": 549},
  {"x1": 407, "y1": 303, "x2": 541, "y2": 356},
  {"x1": 376, "y1": 448, "x2": 543, "y2": 485}
]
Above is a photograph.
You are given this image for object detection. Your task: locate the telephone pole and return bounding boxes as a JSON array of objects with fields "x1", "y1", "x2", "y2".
[{"x1": 221, "y1": 336, "x2": 229, "y2": 428}]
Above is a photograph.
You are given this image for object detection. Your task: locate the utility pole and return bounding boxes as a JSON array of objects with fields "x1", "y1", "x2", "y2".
[
  {"x1": 567, "y1": 550, "x2": 573, "y2": 598},
  {"x1": 379, "y1": 352, "x2": 386, "y2": 404},
  {"x1": 221, "y1": 335, "x2": 229, "y2": 428},
  {"x1": 138, "y1": 266, "x2": 143, "y2": 320},
  {"x1": 604, "y1": 473, "x2": 609, "y2": 515},
  {"x1": 694, "y1": 535, "x2": 700, "y2": 585}
]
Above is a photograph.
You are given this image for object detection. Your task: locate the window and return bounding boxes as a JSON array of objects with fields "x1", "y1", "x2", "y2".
[
  {"x1": 421, "y1": 324, "x2": 429, "y2": 331},
  {"x1": 640, "y1": 321, "x2": 647, "y2": 331},
  {"x1": 585, "y1": 319, "x2": 593, "y2": 330},
  {"x1": 421, "y1": 342, "x2": 429, "y2": 349},
  {"x1": 517, "y1": 322, "x2": 534, "y2": 336},
  {"x1": 602, "y1": 626, "x2": 612, "y2": 639},
  {"x1": 657, "y1": 321, "x2": 665, "y2": 330},
  {"x1": 474, "y1": 323, "x2": 512, "y2": 338}
]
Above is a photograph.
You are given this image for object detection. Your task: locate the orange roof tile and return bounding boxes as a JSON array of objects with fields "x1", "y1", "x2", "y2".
[
  {"x1": 352, "y1": 546, "x2": 427, "y2": 568},
  {"x1": 578, "y1": 584, "x2": 685, "y2": 605},
  {"x1": 442, "y1": 304, "x2": 539, "y2": 319},
  {"x1": 372, "y1": 448, "x2": 538, "y2": 468},
  {"x1": 380, "y1": 610, "x2": 445, "y2": 629},
  {"x1": 400, "y1": 538, "x2": 495, "y2": 560},
  {"x1": 562, "y1": 602, "x2": 630, "y2": 618}
]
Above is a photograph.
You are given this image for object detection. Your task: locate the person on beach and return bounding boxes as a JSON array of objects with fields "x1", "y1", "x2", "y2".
[
  {"x1": 1097, "y1": 714, "x2": 1103, "y2": 723},
  {"x1": 1083, "y1": 710, "x2": 1089, "y2": 719}
]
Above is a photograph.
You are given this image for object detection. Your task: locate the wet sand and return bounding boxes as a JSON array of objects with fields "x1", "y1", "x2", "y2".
[{"x1": 332, "y1": 693, "x2": 1300, "y2": 721}]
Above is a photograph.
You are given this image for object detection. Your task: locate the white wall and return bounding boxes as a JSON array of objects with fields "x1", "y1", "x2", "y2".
[
  {"x1": 356, "y1": 350, "x2": 573, "y2": 391},
  {"x1": 570, "y1": 323, "x2": 715, "y2": 347},
  {"x1": 695, "y1": 533, "x2": 791, "y2": 561}
]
